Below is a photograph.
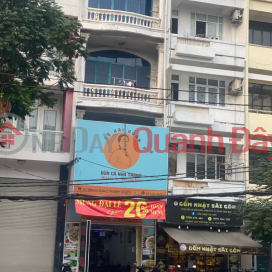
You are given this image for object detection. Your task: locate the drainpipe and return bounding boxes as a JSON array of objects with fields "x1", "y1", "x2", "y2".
[{"x1": 163, "y1": 0, "x2": 168, "y2": 128}]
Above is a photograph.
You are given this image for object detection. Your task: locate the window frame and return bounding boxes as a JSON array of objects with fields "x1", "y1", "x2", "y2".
[
  {"x1": 171, "y1": 10, "x2": 178, "y2": 34},
  {"x1": 85, "y1": 51, "x2": 151, "y2": 89},
  {"x1": 88, "y1": 0, "x2": 153, "y2": 17},
  {"x1": 249, "y1": 20, "x2": 272, "y2": 47},
  {"x1": 171, "y1": 75, "x2": 179, "y2": 101},
  {"x1": 191, "y1": 13, "x2": 223, "y2": 40},
  {"x1": 249, "y1": 83, "x2": 272, "y2": 112},
  {"x1": 186, "y1": 145, "x2": 226, "y2": 180},
  {"x1": 189, "y1": 76, "x2": 226, "y2": 107}
]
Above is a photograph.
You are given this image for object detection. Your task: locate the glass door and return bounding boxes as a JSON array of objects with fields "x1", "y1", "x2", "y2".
[{"x1": 42, "y1": 110, "x2": 57, "y2": 151}]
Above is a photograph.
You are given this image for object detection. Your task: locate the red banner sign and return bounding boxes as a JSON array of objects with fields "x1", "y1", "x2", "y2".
[{"x1": 75, "y1": 199, "x2": 166, "y2": 219}]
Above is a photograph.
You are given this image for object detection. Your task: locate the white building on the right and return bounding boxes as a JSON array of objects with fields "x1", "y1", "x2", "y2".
[
  {"x1": 166, "y1": 0, "x2": 247, "y2": 192},
  {"x1": 163, "y1": 0, "x2": 265, "y2": 271}
]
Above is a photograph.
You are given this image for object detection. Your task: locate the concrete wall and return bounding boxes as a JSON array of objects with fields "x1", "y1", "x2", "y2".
[{"x1": 249, "y1": 45, "x2": 272, "y2": 74}]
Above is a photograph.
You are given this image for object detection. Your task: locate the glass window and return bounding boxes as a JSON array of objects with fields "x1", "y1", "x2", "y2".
[
  {"x1": 219, "y1": 88, "x2": 225, "y2": 107},
  {"x1": 191, "y1": 20, "x2": 196, "y2": 36},
  {"x1": 186, "y1": 146, "x2": 225, "y2": 180},
  {"x1": 196, "y1": 78, "x2": 207, "y2": 85},
  {"x1": 114, "y1": 0, "x2": 126, "y2": 11},
  {"x1": 187, "y1": 153, "x2": 195, "y2": 178},
  {"x1": 172, "y1": 75, "x2": 179, "y2": 81},
  {"x1": 85, "y1": 61, "x2": 96, "y2": 83},
  {"x1": 192, "y1": 12, "x2": 223, "y2": 40},
  {"x1": 172, "y1": 10, "x2": 178, "y2": 16},
  {"x1": 249, "y1": 20, "x2": 272, "y2": 47},
  {"x1": 263, "y1": 31, "x2": 270, "y2": 46},
  {"x1": 208, "y1": 79, "x2": 218, "y2": 86},
  {"x1": 207, "y1": 155, "x2": 216, "y2": 179},
  {"x1": 189, "y1": 85, "x2": 195, "y2": 102},
  {"x1": 88, "y1": 0, "x2": 152, "y2": 16},
  {"x1": 100, "y1": 0, "x2": 111, "y2": 9},
  {"x1": 171, "y1": 83, "x2": 179, "y2": 101},
  {"x1": 253, "y1": 29, "x2": 262, "y2": 45},
  {"x1": 208, "y1": 15, "x2": 218, "y2": 22},
  {"x1": 42, "y1": 110, "x2": 57, "y2": 152},
  {"x1": 89, "y1": 0, "x2": 99, "y2": 8},
  {"x1": 85, "y1": 50, "x2": 151, "y2": 89},
  {"x1": 197, "y1": 154, "x2": 205, "y2": 179},
  {"x1": 197, "y1": 86, "x2": 205, "y2": 104},
  {"x1": 196, "y1": 14, "x2": 206, "y2": 21},
  {"x1": 189, "y1": 77, "x2": 225, "y2": 106},
  {"x1": 124, "y1": 66, "x2": 136, "y2": 82},
  {"x1": 111, "y1": 64, "x2": 123, "y2": 85},
  {"x1": 96, "y1": 62, "x2": 109, "y2": 84},
  {"x1": 171, "y1": 18, "x2": 178, "y2": 34},
  {"x1": 189, "y1": 77, "x2": 195, "y2": 84},
  {"x1": 137, "y1": 67, "x2": 150, "y2": 89},
  {"x1": 29, "y1": 99, "x2": 39, "y2": 130},
  {"x1": 209, "y1": 88, "x2": 217, "y2": 105},
  {"x1": 249, "y1": 83, "x2": 272, "y2": 112},
  {"x1": 127, "y1": 0, "x2": 139, "y2": 13}
]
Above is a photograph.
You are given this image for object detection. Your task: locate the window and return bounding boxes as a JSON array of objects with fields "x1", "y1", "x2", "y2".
[
  {"x1": 189, "y1": 77, "x2": 225, "y2": 106},
  {"x1": 88, "y1": 0, "x2": 152, "y2": 16},
  {"x1": 29, "y1": 99, "x2": 39, "y2": 130},
  {"x1": 171, "y1": 82, "x2": 179, "y2": 101},
  {"x1": 17, "y1": 99, "x2": 39, "y2": 131},
  {"x1": 249, "y1": 21, "x2": 272, "y2": 47},
  {"x1": 186, "y1": 145, "x2": 225, "y2": 180},
  {"x1": 191, "y1": 13, "x2": 223, "y2": 40},
  {"x1": 249, "y1": 83, "x2": 272, "y2": 112},
  {"x1": 171, "y1": 10, "x2": 178, "y2": 34},
  {"x1": 85, "y1": 50, "x2": 151, "y2": 89}
]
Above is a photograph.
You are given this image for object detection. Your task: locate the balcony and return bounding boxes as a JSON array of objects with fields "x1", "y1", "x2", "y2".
[
  {"x1": 81, "y1": 8, "x2": 163, "y2": 39},
  {"x1": 171, "y1": 36, "x2": 245, "y2": 74},
  {"x1": 77, "y1": 83, "x2": 163, "y2": 114},
  {"x1": 167, "y1": 102, "x2": 245, "y2": 136},
  {"x1": 0, "y1": 129, "x2": 70, "y2": 163}
]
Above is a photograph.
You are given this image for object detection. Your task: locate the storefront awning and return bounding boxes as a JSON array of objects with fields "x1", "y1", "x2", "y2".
[{"x1": 162, "y1": 226, "x2": 266, "y2": 255}]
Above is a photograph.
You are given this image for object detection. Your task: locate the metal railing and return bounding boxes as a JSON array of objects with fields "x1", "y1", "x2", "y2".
[
  {"x1": 81, "y1": 83, "x2": 159, "y2": 104},
  {"x1": 87, "y1": 8, "x2": 161, "y2": 28},
  {"x1": 249, "y1": 109, "x2": 272, "y2": 115},
  {"x1": 0, "y1": 129, "x2": 64, "y2": 152}
]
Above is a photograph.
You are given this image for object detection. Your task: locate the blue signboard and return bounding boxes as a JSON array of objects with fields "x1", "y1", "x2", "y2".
[{"x1": 74, "y1": 120, "x2": 169, "y2": 191}]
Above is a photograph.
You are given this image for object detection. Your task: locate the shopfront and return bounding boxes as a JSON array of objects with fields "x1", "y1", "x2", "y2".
[
  {"x1": 162, "y1": 198, "x2": 266, "y2": 272},
  {"x1": 63, "y1": 120, "x2": 169, "y2": 272}
]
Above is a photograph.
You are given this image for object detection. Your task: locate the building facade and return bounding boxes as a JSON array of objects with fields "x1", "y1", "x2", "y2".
[{"x1": 1, "y1": 0, "x2": 272, "y2": 271}]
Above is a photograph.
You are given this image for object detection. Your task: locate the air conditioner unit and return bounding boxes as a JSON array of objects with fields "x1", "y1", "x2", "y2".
[
  {"x1": 231, "y1": 10, "x2": 243, "y2": 23},
  {"x1": 228, "y1": 79, "x2": 243, "y2": 95}
]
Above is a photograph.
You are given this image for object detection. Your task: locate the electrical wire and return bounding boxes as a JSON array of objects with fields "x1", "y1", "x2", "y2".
[
  {"x1": 0, "y1": 165, "x2": 261, "y2": 187},
  {"x1": 0, "y1": 81, "x2": 260, "y2": 108},
  {"x1": 0, "y1": 189, "x2": 271, "y2": 201},
  {"x1": 0, "y1": 71, "x2": 254, "y2": 97}
]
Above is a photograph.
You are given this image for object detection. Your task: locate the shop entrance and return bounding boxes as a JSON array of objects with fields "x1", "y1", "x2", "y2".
[{"x1": 80, "y1": 222, "x2": 137, "y2": 272}]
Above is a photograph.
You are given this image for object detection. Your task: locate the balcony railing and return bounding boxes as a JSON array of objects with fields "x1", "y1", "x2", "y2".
[
  {"x1": 0, "y1": 129, "x2": 64, "y2": 153},
  {"x1": 249, "y1": 109, "x2": 272, "y2": 115},
  {"x1": 87, "y1": 8, "x2": 161, "y2": 29},
  {"x1": 81, "y1": 83, "x2": 159, "y2": 104}
]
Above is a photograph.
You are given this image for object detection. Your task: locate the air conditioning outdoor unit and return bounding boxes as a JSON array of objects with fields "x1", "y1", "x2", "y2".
[
  {"x1": 231, "y1": 10, "x2": 243, "y2": 23},
  {"x1": 228, "y1": 79, "x2": 243, "y2": 95}
]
